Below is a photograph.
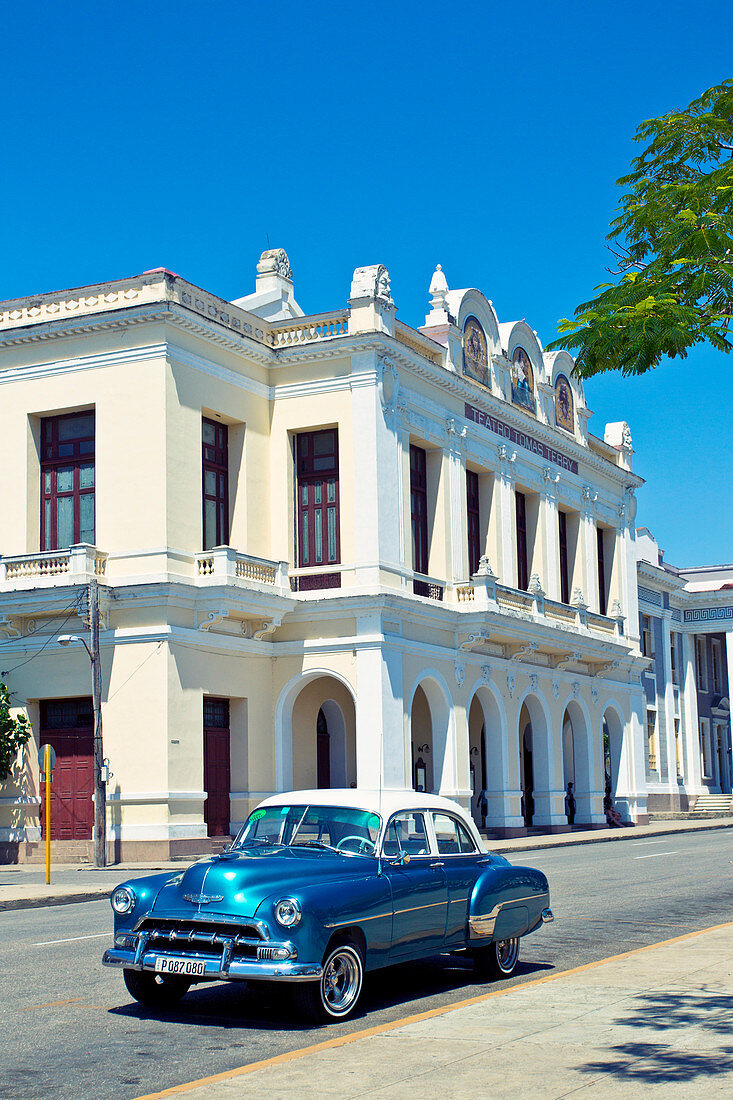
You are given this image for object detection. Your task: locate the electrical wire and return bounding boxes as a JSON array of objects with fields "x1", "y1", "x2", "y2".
[{"x1": 0, "y1": 593, "x2": 87, "y2": 678}]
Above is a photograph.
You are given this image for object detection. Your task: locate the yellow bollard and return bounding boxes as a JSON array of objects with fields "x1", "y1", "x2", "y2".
[{"x1": 45, "y1": 742, "x2": 51, "y2": 886}]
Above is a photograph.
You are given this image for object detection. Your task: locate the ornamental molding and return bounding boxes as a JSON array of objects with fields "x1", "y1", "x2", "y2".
[
  {"x1": 199, "y1": 609, "x2": 229, "y2": 632},
  {"x1": 243, "y1": 618, "x2": 281, "y2": 641},
  {"x1": 0, "y1": 616, "x2": 22, "y2": 638},
  {"x1": 511, "y1": 641, "x2": 539, "y2": 663},
  {"x1": 554, "y1": 651, "x2": 583, "y2": 671},
  {"x1": 684, "y1": 606, "x2": 733, "y2": 623},
  {"x1": 459, "y1": 630, "x2": 491, "y2": 651},
  {"x1": 455, "y1": 662, "x2": 466, "y2": 687},
  {"x1": 506, "y1": 672, "x2": 516, "y2": 699},
  {"x1": 481, "y1": 664, "x2": 492, "y2": 684}
]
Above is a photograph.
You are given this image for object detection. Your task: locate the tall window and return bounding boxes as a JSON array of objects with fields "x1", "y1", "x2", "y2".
[
  {"x1": 695, "y1": 636, "x2": 708, "y2": 691},
  {"x1": 410, "y1": 445, "x2": 428, "y2": 576},
  {"x1": 297, "y1": 429, "x2": 340, "y2": 569},
  {"x1": 41, "y1": 411, "x2": 95, "y2": 551},
  {"x1": 699, "y1": 716, "x2": 711, "y2": 776},
  {"x1": 466, "y1": 469, "x2": 480, "y2": 577},
  {"x1": 641, "y1": 615, "x2": 654, "y2": 659},
  {"x1": 646, "y1": 709, "x2": 657, "y2": 771},
  {"x1": 558, "y1": 510, "x2": 570, "y2": 604},
  {"x1": 670, "y1": 632, "x2": 678, "y2": 683},
  {"x1": 516, "y1": 491, "x2": 528, "y2": 591},
  {"x1": 711, "y1": 640, "x2": 723, "y2": 694},
  {"x1": 202, "y1": 417, "x2": 229, "y2": 550},
  {"x1": 674, "y1": 717, "x2": 682, "y2": 778},
  {"x1": 597, "y1": 526, "x2": 607, "y2": 615}
]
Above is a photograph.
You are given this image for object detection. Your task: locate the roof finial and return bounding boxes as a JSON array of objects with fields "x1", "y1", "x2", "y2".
[{"x1": 425, "y1": 264, "x2": 450, "y2": 326}]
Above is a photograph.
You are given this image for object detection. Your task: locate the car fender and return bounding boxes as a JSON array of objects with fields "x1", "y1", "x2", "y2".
[
  {"x1": 254, "y1": 868, "x2": 393, "y2": 969},
  {"x1": 468, "y1": 864, "x2": 550, "y2": 943},
  {"x1": 110, "y1": 871, "x2": 181, "y2": 932}
]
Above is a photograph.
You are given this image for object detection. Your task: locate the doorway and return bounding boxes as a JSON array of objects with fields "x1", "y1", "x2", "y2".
[
  {"x1": 39, "y1": 698, "x2": 94, "y2": 840},
  {"x1": 203, "y1": 697, "x2": 231, "y2": 837}
]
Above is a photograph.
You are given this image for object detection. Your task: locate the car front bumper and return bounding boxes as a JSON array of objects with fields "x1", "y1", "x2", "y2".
[{"x1": 102, "y1": 943, "x2": 323, "y2": 983}]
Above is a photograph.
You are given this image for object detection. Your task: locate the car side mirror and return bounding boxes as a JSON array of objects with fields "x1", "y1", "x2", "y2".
[{"x1": 390, "y1": 851, "x2": 411, "y2": 867}]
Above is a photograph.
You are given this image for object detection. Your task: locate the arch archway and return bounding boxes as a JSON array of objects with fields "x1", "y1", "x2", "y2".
[
  {"x1": 408, "y1": 673, "x2": 454, "y2": 795},
  {"x1": 468, "y1": 682, "x2": 513, "y2": 829},
  {"x1": 517, "y1": 690, "x2": 554, "y2": 827},
  {"x1": 561, "y1": 697, "x2": 595, "y2": 825},
  {"x1": 276, "y1": 671, "x2": 356, "y2": 791},
  {"x1": 602, "y1": 703, "x2": 626, "y2": 817}
]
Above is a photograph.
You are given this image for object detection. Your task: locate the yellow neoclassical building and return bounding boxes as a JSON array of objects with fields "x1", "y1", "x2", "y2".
[{"x1": 0, "y1": 251, "x2": 649, "y2": 861}]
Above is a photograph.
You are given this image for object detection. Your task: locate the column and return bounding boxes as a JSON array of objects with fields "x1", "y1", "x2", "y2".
[
  {"x1": 681, "y1": 632, "x2": 702, "y2": 792},
  {"x1": 488, "y1": 444, "x2": 516, "y2": 585},
  {"x1": 445, "y1": 419, "x2": 468, "y2": 583},
  {"x1": 355, "y1": 613, "x2": 406, "y2": 789},
  {"x1": 661, "y1": 612, "x2": 677, "y2": 792},
  {"x1": 352, "y1": 351, "x2": 403, "y2": 585},
  {"x1": 579, "y1": 485, "x2": 599, "y2": 611},
  {"x1": 726, "y1": 633, "x2": 733, "y2": 783},
  {"x1": 540, "y1": 468, "x2": 561, "y2": 600}
]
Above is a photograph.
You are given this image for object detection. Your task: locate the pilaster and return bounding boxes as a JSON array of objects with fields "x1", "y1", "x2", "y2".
[{"x1": 682, "y1": 632, "x2": 703, "y2": 792}]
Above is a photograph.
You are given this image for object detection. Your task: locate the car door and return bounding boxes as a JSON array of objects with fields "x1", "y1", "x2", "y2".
[
  {"x1": 431, "y1": 811, "x2": 485, "y2": 948},
  {"x1": 383, "y1": 810, "x2": 448, "y2": 958}
]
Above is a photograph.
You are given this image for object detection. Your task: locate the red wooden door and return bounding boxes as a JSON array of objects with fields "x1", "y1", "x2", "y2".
[
  {"x1": 40, "y1": 699, "x2": 94, "y2": 840},
  {"x1": 203, "y1": 699, "x2": 231, "y2": 837}
]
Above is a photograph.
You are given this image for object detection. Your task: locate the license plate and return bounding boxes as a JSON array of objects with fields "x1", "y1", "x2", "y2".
[{"x1": 154, "y1": 956, "x2": 206, "y2": 977}]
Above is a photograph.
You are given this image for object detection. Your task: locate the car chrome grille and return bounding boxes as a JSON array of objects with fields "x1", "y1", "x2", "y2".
[{"x1": 136, "y1": 919, "x2": 266, "y2": 960}]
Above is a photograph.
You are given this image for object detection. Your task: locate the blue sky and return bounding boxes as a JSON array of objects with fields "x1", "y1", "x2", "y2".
[{"x1": 2, "y1": 1, "x2": 730, "y2": 567}]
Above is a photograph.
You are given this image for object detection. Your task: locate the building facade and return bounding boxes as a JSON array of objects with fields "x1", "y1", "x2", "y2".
[
  {"x1": 0, "y1": 251, "x2": 649, "y2": 861},
  {"x1": 636, "y1": 529, "x2": 732, "y2": 813}
]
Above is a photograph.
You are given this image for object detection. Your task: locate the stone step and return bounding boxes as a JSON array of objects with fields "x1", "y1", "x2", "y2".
[{"x1": 649, "y1": 810, "x2": 733, "y2": 821}]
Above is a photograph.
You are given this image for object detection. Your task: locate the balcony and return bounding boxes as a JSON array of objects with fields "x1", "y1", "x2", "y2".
[
  {"x1": 195, "y1": 548, "x2": 289, "y2": 590},
  {"x1": 452, "y1": 576, "x2": 624, "y2": 640},
  {"x1": 413, "y1": 573, "x2": 445, "y2": 601},
  {"x1": 0, "y1": 545, "x2": 107, "y2": 590}
]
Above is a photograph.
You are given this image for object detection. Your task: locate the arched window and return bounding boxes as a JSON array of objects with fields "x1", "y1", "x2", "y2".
[
  {"x1": 462, "y1": 316, "x2": 489, "y2": 387},
  {"x1": 511, "y1": 348, "x2": 535, "y2": 412},
  {"x1": 555, "y1": 374, "x2": 574, "y2": 432}
]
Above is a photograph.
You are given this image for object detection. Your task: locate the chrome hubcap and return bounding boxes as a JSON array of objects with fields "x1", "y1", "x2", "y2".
[
  {"x1": 321, "y1": 948, "x2": 362, "y2": 1015},
  {"x1": 496, "y1": 938, "x2": 519, "y2": 972}
]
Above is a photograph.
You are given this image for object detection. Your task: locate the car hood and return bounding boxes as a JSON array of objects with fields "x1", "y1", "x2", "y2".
[{"x1": 150, "y1": 845, "x2": 372, "y2": 918}]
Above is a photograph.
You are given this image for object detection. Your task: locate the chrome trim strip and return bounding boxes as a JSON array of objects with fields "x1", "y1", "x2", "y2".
[
  {"x1": 469, "y1": 893, "x2": 549, "y2": 939},
  {"x1": 102, "y1": 948, "x2": 321, "y2": 983},
  {"x1": 394, "y1": 901, "x2": 445, "y2": 916}
]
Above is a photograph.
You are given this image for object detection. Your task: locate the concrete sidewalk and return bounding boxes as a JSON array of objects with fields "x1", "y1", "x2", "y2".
[
  {"x1": 1, "y1": 816, "x2": 732, "y2": 910},
  {"x1": 137, "y1": 921, "x2": 733, "y2": 1100}
]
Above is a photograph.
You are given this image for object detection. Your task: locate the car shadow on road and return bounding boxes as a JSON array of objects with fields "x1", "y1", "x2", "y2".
[
  {"x1": 577, "y1": 990, "x2": 733, "y2": 1084},
  {"x1": 108, "y1": 955, "x2": 555, "y2": 1032}
]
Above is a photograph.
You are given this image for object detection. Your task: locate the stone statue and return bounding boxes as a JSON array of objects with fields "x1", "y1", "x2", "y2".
[
  {"x1": 350, "y1": 264, "x2": 394, "y2": 305},
  {"x1": 256, "y1": 248, "x2": 293, "y2": 281}
]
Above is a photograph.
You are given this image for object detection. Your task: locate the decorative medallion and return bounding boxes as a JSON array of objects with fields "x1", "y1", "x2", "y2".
[
  {"x1": 511, "y1": 347, "x2": 535, "y2": 412},
  {"x1": 554, "y1": 374, "x2": 574, "y2": 432},
  {"x1": 462, "y1": 316, "x2": 489, "y2": 387}
]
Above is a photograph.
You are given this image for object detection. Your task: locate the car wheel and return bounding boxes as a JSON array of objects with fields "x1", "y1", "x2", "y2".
[
  {"x1": 473, "y1": 937, "x2": 520, "y2": 980},
  {"x1": 296, "y1": 940, "x2": 364, "y2": 1023},
  {"x1": 123, "y1": 968, "x2": 191, "y2": 1008}
]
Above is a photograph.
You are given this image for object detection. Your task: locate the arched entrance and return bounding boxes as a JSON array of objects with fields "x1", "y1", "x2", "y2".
[
  {"x1": 408, "y1": 674, "x2": 454, "y2": 795},
  {"x1": 561, "y1": 699, "x2": 594, "y2": 824},
  {"x1": 519, "y1": 703, "x2": 534, "y2": 826},
  {"x1": 285, "y1": 675, "x2": 356, "y2": 790},
  {"x1": 602, "y1": 704, "x2": 625, "y2": 818},
  {"x1": 411, "y1": 685, "x2": 433, "y2": 792},
  {"x1": 468, "y1": 695, "x2": 487, "y2": 824}
]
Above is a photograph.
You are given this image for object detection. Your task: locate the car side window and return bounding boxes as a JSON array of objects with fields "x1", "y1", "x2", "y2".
[
  {"x1": 383, "y1": 812, "x2": 429, "y2": 857},
  {"x1": 432, "y1": 812, "x2": 478, "y2": 855}
]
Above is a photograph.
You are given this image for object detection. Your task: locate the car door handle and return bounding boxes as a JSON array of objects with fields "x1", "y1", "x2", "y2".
[{"x1": 430, "y1": 861, "x2": 444, "y2": 869}]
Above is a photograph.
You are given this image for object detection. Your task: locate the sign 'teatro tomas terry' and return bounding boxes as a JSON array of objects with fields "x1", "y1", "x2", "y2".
[{"x1": 464, "y1": 402, "x2": 579, "y2": 475}]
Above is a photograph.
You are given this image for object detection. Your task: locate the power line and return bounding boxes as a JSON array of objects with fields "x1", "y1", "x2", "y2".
[{"x1": 1, "y1": 593, "x2": 87, "y2": 678}]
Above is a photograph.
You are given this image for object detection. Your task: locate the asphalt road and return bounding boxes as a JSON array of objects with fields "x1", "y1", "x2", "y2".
[{"x1": 2, "y1": 829, "x2": 732, "y2": 1100}]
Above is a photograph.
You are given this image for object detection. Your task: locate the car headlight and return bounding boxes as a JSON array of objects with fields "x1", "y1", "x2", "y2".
[
  {"x1": 274, "y1": 897, "x2": 301, "y2": 927},
  {"x1": 111, "y1": 886, "x2": 136, "y2": 915}
]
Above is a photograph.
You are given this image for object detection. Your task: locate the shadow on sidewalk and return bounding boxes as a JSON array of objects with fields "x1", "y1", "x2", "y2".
[
  {"x1": 579, "y1": 989, "x2": 733, "y2": 1083},
  {"x1": 108, "y1": 955, "x2": 556, "y2": 1032}
]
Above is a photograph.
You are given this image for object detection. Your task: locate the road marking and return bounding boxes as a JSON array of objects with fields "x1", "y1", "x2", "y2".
[
  {"x1": 19, "y1": 999, "x2": 84, "y2": 1012},
  {"x1": 33, "y1": 931, "x2": 109, "y2": 946},
  {"x1": 634, "y1": 852, "x2": 678, "y2": 859},
  {"x1": 132, "y1": 919, "x2": 733, "y2": 1100}
]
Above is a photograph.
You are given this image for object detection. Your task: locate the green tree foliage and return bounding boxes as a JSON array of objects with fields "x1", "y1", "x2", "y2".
[
  {"x1": 548, "y1": 80, "x2": 733, "y2": 377},
  {"x1": 0, "y1": 682, "x2": 32, "y2": 782}
]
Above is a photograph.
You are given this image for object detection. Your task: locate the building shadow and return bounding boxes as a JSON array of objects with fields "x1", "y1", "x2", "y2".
[{"x1": 578, "y1": 989, "x2": 733, "y2": 1084}]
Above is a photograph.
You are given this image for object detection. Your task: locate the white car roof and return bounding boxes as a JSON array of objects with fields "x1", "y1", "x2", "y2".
[{"x1": 255, "y1": 788, "x2": 487, "y2": 851}]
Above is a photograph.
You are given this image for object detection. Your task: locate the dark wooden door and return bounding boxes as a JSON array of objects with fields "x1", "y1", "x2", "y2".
[
  {"x1": 203, "y1": 698, "x2": 231, "y2": 837},
  {"x1": 40, "y1": 699, "x2": 94, "y2": 840}
]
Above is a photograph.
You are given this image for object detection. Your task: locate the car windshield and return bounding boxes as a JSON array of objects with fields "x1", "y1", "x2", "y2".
[{"x1": 233, "y1": 804, "x2": 382, "y2": 855}]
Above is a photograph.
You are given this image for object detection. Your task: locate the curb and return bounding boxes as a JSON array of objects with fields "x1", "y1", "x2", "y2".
[
  {"x1": 0, "y1": 889, "x2": 111, "y2": 912},
  {"x1": 489, "y1": 817, "x2": 733, "y2": 854}
]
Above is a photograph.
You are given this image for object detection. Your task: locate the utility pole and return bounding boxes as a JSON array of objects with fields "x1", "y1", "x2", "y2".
[{"x1": 89, "y1": 579, "x2": 107, "y2": 868}]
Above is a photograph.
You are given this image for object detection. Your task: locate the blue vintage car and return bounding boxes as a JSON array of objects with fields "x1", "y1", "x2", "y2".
[{"x1": 102, "y1": 790, "x2": 553, "y2": 1021}]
